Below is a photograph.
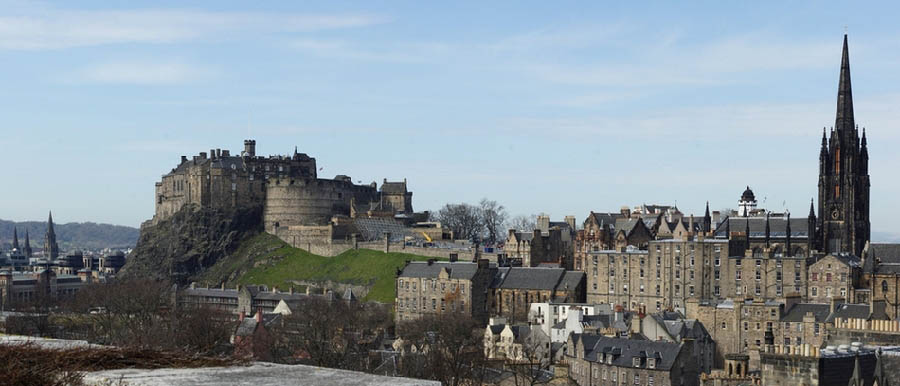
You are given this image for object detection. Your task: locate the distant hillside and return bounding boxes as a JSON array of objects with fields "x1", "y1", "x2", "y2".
[
  {"x1": 197, "y1": 232, "x2": 438, "y2": 303},
  {"x1": 0, "y1": 219, "x2": 139, "y2": 251}
]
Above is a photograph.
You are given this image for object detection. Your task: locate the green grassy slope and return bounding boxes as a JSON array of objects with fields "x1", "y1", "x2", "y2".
[{"x1": 201, "y1": 233, "x2": 438, "y2": 303}]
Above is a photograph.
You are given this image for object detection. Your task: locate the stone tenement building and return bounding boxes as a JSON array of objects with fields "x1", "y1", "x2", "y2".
[
  {"x1": 394, "y1": 261, "x2": 585, "y2": 324},
  {"x1": 152, "y1": 139, "x2": 413, "y2": 229},
  {"x1": 584, "y1": 234, "x2": 811, "y2": 315},
  {"x1": 567, "y1": 333, "x2": 700, "y2": 386},
  {"x1": 395, "y1": 260, "x2": 497, "y2": 324}
]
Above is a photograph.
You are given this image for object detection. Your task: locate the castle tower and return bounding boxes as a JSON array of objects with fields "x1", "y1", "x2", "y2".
[
  {"x1": 817, "y1": 34, "x2": 871, "y2": 256},
  {"x1": 44, "y1": 211, "x2": 59, "y2": 259},
  {"x1": 23, "y1": 229, "x2": 32, "y2": 258},
  {"x1": 243, "y1": 139, "x2": 256, "y2": 157}
]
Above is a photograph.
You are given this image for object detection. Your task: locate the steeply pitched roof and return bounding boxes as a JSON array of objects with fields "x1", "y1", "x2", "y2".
[
  {"x1": 589, "y1": 212, "x2": 624, "y2": 228},
  {"x1": 866, "y1": 243, "x2": 900, "y2": 274},
  {"x1": 381, "y1": 181, "x2": 407, "y2": 194},
  {"x1": 398, "y1": 261, "x2": 483, "y2": 280},
  {"x1": 714, "y1": 216, "x2": 810, "y2": 239},
  {"x1": 581, "y1": 336, "x2": 683, "y2": 371},
  {"x1": 826, "y1": 303, "x2": 870, "y2": 323},
  {"x1": 495, "y1": 267, "x2": 565, "y2": 290},
  {"x1": 781, "y1": 303, "x2": 831, "y2": 323}
]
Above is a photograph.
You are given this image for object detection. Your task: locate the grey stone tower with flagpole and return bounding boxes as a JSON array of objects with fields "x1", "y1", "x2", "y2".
[{"x1": 816, "y1": 34, "x2": 871, "y2": 257}]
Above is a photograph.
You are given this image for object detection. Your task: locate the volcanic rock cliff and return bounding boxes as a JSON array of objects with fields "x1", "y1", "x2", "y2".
[{"x1": 120, "y1": 204, "x2": 263, "y2": 284}]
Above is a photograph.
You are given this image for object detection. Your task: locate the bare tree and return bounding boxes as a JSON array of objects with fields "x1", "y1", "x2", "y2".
[
  {"x1": 479, "y1": 198, "x2": 509, "y2": 245},
  {"x1": 436, "y1": 203, "x2": 484, "y2": 242},
  {"x1": 509, "y1": 214, "x2": 537, "y2": 232},
  {"x1": 274, "y1": 297, "x2": 389, "y2": 371},
  {"x1": 396, "y1": 314, "x2": 487, "y2": 386}
]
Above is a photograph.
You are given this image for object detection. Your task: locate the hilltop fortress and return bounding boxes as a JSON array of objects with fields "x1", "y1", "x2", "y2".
[{"x1": 152, "y1": 140, "x2": 422, "y2": 252}]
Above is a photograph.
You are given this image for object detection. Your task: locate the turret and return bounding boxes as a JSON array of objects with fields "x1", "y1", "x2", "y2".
[
  {"x1": 243, "y1": 139, "x2": 256, "y2": 158},
  {"x1": 807, "y1": 199, "x2": 816, "y2": 253},
  {"x1": 859, "y1": 128, "x2": 868, "y2": 174}
]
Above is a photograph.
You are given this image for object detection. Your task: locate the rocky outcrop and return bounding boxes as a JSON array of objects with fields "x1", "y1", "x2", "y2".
[{"x1": 121, "y1": 204, "x2": 262, "y2": 284}]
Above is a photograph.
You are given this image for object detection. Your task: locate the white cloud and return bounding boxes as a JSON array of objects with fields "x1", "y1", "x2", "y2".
[
  {"x1": 74, "y1": 60, "x2": 216, "y2": 85},
  {"x1": 0, "y1": 5, "x2": 388, "y2": 50}
]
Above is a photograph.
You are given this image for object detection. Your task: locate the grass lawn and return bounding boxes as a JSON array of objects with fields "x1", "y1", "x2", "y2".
[{"x1": 236, "y1": 233, "x2": 439, "y2": 303}]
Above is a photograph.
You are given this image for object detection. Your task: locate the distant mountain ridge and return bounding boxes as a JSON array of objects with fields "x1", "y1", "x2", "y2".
[{"x1": 0, "y1": 219, "x2": 139, "y2": 252}]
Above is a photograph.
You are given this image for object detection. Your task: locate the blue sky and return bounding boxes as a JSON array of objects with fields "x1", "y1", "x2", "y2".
[{"x1": 1, "y1": 1, "x2": 899, "y2": 239}]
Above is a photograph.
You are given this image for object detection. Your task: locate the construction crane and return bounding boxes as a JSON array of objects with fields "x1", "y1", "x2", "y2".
[{"x1": 421, "y1": 232, "x2": 433, "y2": 242}]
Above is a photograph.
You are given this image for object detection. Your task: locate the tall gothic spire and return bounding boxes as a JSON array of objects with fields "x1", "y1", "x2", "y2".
[
  {"x1": 23, "y1": 229, "x2": 32, "y2": 258},
  {"x1": 703, "y1": 201, "x2": 711, "y2": 233},
  {"x1": 786, "y1": 212, "x2": 792, "y2": 254},
  {"x1": 12, "y1": 228, "x2": 19, "y2": 250},
  {"x1": 809, "y1": 198, "x2": 816, "y2": 218},
  {"x1": 44, "y1": 211, "x2": 59, "y2": 259},
  {"x1": 835, "y1": 34, "x2": 855, "y2": 133}
]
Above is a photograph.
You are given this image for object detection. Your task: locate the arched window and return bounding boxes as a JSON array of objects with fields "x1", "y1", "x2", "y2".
[
  {"x1": 883, "y1": 280, "x2": 889, "y2": 294},
  {"x1": 774, "y1": 246, "x2": 783, "y2": 257},
  {"x1": 752, "y1": 248, "x2": 763, "y2": 258},
  {"x1": 792, "y1": 247, "x2": 805, "y2": 258}
]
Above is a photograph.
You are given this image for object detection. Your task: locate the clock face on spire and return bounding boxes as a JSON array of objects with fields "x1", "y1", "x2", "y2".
[{"x1": 831, "y1": 208, "x2": 840, "y2": 220}]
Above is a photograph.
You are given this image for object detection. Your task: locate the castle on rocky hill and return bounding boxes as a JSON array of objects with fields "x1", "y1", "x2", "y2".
[{"x1": 151, "y1": 139, "x2": 415, "y2": 230}]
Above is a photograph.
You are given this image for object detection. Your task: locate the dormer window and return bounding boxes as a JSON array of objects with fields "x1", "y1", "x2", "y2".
[
  {"x1": 648, "y1": 358, "x2": 656, "y2": 369},
  {"x1": 633, "y1": 357, "x2": 641, "y2": 367}
]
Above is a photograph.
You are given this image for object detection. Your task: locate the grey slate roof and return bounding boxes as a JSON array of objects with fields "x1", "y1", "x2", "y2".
[
  {"x1": 865, "y1": 243, "x2": 900, "y2": 274},
  {"x1": 614, "y1": 218, "x2": 641, "y2": 235},
  {"x1": 781, "y1": 303, "x2": 831, "y2": 323},
  {"x1": 713, "y1": 216, "x2": 810, "y2": 238},
  {"x1": 494, "y1": 267, "x2": 565, "y2": 290},
  {"x1": 381, "y1": 182, "x2": 407, "y2": 194},
  {"x1": 558, "y1": 271, "x2": 585, "y2": 291},
  {"x1": 579, "y1": 335, "x2": 683, "y2": 371},
  {"x1": 398, "y1": 261, "x2": 482, "y2": 280},
  {"x1": 825, "y1": 304, "x2": 870, "y2": 323},
  {"x1": 589, "y1": 213, "x2": 624, "y2": 228}
]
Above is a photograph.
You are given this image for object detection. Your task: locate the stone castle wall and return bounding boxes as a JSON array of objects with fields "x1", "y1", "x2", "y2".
[{"x1": 263, "y1": 178, "x2": 379, "y2": 231}]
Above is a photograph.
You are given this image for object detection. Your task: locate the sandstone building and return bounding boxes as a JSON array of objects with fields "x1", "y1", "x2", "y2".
[
  {"x1": 567, "y1": 333, "x2": 700, "y2": 386},
  {"x1": 395, "y1": 260, "x2": 497, "y2": 324}
]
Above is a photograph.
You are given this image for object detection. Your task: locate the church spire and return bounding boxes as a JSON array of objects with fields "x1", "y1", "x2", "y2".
[
  {"x1": 23, "y1": 229, "x2": 32, "y2": 258},
  {"x1": 835, "y1": 34, "x2": 855, "y2": 133},
  {"x1": 703, "y1": 201, "x2": 711, "y2": 233},
  {"x1": 809, "y1": 198, "x2": 816, "y2": 218},
  {"x1": 786, "y1": 211, "x2": 792, "y2": 255},
  {"x1": 44, "y1": 211, "x2": 59, "y2": 259},
  {"x1": 12, "y1": 228, "x2": 19, "y2": 251}
]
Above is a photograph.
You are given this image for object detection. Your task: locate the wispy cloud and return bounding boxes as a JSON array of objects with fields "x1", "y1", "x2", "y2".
[
  {"x1": 73, "y1": 60, "x2": 216, "y2": 85},
  {"x1": 0, "y1": 5, "x2": 388, "y2": 50},
  {"x1": 291, "y1": 38, "x2": 450, "y2": 63},
  {"x1": 501, "y1": 93, "x2": 900, "y2": 140}
]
